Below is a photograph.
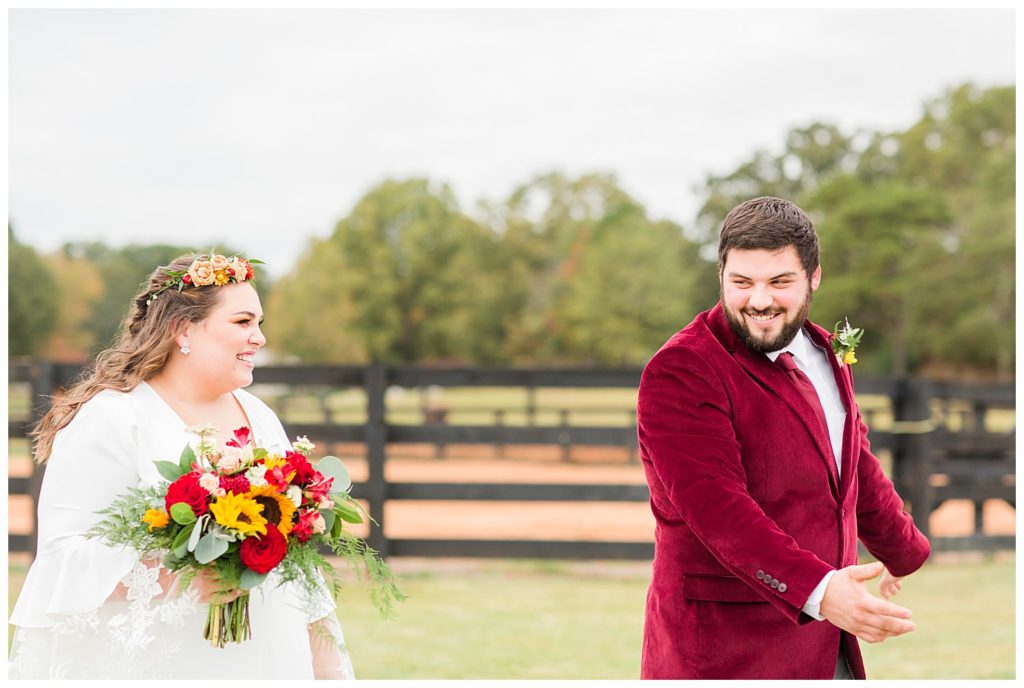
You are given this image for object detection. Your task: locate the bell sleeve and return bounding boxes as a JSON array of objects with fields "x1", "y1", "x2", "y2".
[{"x1": 10, "y1": 391, "x2": 141, "y2": 627}]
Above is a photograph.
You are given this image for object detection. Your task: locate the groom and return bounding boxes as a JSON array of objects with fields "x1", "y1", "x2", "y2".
[{"x1": 637, "y1": 197, "x2": 930, "y2": 679}]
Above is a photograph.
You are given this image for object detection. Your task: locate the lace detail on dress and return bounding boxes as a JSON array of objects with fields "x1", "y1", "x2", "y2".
[
  {"x1": 50, "y1": 608, "x2": 100, "y2": 637},
  {"x1": 106, "y1": 560, "x2": 200, "y2": 657},
  {"x1": 8, "y1": 560, "x2": 202, "y2": 679}
]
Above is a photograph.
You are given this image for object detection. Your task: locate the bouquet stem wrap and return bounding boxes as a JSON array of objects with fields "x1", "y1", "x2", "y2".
[{"x1": 204, "y1": 592, "x2": 251, "y2": 647}]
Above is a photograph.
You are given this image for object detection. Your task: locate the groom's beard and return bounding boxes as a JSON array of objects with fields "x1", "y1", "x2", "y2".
[{"x1": 721, "y1": 285, "x2": 813, "y2": 354}]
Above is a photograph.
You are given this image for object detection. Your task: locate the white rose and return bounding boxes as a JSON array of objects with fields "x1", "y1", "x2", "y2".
[
  {"x1": 198, "y1": 472, "x2": 220, "y2": 494},
  {"x1": 219, "y1": 447, "x2": 242, "y2": 472},
  {"x1": 286, "y1": 485, "x2": 303, "y2": 507}
]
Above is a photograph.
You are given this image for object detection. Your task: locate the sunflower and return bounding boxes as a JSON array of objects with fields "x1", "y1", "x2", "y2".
[
  {"x1": 209, "y1": 492, "x2": 268, "y2": 536},
  {"x1": 246, "y1": 484, "x2": 297, "y2": 537}
]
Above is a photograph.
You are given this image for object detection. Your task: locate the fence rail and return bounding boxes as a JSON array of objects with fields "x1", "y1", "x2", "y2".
[{"x1": 9, "y1": 361, "x2": 1015, "y2": 559}]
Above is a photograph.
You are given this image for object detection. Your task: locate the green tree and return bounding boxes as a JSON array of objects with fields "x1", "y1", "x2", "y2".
[
  {"x1": 486, "y1": 172, "x2": 706, "y2": 363},
  {"x1": 40, "y1": 250, "x2": 105, "y2": 361},
  {"x1": 9, "y1": 226, "x2": 59, "y2": 357},
  {"x1": 867, "y1": 84, "x2": 1015, "y2": 380},
  {"x1": 695, "y1": 122, "x2": 856, "y2": 248},
  {"x1": 264, "y1": 237, "x2": 365, "y2": 363},
  {"x1": 693, "y1": 83, "x2": 1014, "y2": 379},
  {"x1": 272, "y1": 179, "x2": 498, "y2": 364},
  {"x1": 805, "y1": 178, "x2": 952, "y2": 376}
]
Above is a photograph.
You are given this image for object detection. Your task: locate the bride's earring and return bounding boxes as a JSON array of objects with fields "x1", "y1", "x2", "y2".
[{"x1": 180, "y1": 341, "x2": 191, "y2": 355}]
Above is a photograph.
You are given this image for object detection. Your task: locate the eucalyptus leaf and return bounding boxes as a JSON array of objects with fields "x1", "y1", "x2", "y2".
[
  {"x1": 320, "y1": 508, "x2": 336, "y2": 533},
  {"x1": 187, "y1": 514, "x2": 209, "y2": 552},
  {"x1": 179, "y1": 444, "x2": 197, "y2": 473},
  {"x1": 239, "y1": 568, "x2": 268, "y2": 590},
  {"x1": 169, "y1": 502, "x2": 197, "y2": 525},
  {"x1": 194, "y1": 532, "x2": 229, "y2": 564},
  {"x1": 212, "y1": 528, "x2": 237, "y2": 542},
  {"x1": 316, "y1": 455, "x2": 352, "y2": 493},
  {"x1": 155, "y1": 461, "x2": 185, "y2": 482}
]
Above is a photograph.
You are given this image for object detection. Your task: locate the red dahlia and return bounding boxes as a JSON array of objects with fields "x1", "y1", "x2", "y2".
[{"x1": 219, "y1": 474, "x2": 251, "y2": 494}]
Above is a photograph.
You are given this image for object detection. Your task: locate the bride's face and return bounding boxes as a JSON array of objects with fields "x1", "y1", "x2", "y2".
[{"x1": 181, "y1": 283, "x2": 266, "y2": 392}]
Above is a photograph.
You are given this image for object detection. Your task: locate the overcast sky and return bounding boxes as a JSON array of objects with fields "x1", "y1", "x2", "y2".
[{"x1": 8, "y1": 8, "x2": 1016, "y2": 277}]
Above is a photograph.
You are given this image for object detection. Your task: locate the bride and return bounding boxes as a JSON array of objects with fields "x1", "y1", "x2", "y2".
[{"x1": 9, "y1": 253, "x2": 355, "y2": 679}]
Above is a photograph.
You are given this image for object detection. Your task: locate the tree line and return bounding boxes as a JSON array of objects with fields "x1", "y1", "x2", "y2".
[{"x1": 10, "y1": 83, "x2": 1013, "y2": 381}]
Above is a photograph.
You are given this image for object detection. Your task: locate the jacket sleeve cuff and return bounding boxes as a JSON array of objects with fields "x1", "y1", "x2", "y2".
[{"x1": 800, "y1": 569, "x2": 837, "y2": 621}]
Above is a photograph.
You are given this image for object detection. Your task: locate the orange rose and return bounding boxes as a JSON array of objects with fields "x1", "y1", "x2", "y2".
[
  {"x1": 188, "y1": 260, "x2": 215, "y2": 286},
  {"x1": 210, "y1": 254, "x2": 230, "y2": 271},
  {"x1": 228, "y1": 257, "x2": 250, "y2": 282}
]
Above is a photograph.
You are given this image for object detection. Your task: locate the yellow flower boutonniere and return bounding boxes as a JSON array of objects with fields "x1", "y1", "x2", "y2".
[{"x1": 831, "y1": 318, "x2": 864, "y2": 366}]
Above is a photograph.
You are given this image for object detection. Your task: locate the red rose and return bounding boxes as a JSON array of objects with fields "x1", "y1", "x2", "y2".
[
  {"x1": 219, "y1": 474, "x2": 251, "y2": 494},
  {"x1": 286, "y1": 451, "x2": 316, "y2": 485},
  {"x1": 165, "y1": 472, "x2": 210, "y2": 517},
  {"x1": 239, "y1": 524, "x2": 287, "y2": 574}
]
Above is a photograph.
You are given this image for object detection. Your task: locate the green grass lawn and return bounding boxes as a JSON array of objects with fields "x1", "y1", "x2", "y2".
[
  {"x1": 337, "y1": 555, "x2": 1015, "y2": 679},
  {"x1": 16, "y1": 555, "x2": 1000, "y2": 679}
]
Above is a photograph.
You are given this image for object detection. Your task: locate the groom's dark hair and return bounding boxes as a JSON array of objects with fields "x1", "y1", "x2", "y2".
[{"x1": 717, "y1": 196, "x2": 819, "y2": 279}]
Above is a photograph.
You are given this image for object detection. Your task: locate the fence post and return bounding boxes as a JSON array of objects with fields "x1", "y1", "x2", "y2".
[
  {"x1": 897, "y1": 378, "x2": 935, "y2": 541},
  {"x1": 364, "y1": 364, "x2": 389, "y2": 558},
  {"x1": 27, "y1": 361, "x2": 56, "y2": 558}
]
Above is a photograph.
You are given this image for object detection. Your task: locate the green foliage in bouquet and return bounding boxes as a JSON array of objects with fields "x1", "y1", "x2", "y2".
[{"x1": 86, "y1": 427, "x2": 404, "y2": 646}]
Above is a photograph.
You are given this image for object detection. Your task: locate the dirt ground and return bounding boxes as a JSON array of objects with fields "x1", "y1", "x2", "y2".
[{"x1": 8, "y1": 443, "x2": 1015, "y2": 543}]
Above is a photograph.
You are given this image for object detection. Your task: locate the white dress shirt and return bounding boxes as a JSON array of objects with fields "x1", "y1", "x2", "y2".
[{"x1": 766, "y1": 327, "x2": 848, "y2": 621}]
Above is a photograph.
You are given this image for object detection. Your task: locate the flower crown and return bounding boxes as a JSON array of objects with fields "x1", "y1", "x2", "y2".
[{"x1": 146, "y1": 253, "x2": 263, "y2": 306}]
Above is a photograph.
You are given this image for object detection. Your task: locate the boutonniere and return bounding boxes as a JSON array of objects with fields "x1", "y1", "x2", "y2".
[{"x1": 831, "y1": 318, "x2": 864, "y2": 365}]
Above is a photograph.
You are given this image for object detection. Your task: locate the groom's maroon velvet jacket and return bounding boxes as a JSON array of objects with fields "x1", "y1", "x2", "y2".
[{"x1": 637, "y1": 304, "x2": 930, "y2": 679}]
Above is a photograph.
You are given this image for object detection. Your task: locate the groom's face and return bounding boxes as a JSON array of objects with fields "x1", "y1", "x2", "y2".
[{"x1": 720, "y1": 246, "x2": 820, "y2": 353}]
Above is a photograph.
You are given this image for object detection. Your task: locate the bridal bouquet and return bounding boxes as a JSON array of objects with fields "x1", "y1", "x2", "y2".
[{"x1": 87, "y1": 425, "x2": 402, "y2": 647}]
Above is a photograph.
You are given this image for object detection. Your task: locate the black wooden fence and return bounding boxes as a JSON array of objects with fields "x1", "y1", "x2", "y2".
[{"x1": 9, "y1": 361, "x2": 1015, "y2": 559}]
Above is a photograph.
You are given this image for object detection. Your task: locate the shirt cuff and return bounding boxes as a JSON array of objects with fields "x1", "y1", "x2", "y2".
[{"x1": 801, "y1": 570, "x2": 837, "y2": 621}]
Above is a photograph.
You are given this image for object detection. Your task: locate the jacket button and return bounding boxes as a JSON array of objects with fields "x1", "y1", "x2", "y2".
[
  {"x1": 778, "y1": 583, "x2": 788, "y2": 593},
  {"x1": 756, "y1": 570, "x2": 765, "y2": 580},
  {"x1": 765, "y1": 576, "x2": 774, "y2": 586},
  {"x1": 770, "y1": 579, "x2": 780, "y2": 589}
]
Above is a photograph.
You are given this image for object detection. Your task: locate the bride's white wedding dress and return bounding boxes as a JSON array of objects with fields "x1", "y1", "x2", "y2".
[{"x1": 9, "y1": 382, "x2": 356, "y2": 679}]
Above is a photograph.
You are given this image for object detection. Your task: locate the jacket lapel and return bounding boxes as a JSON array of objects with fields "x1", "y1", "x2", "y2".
[
  {"x1": 805, "y1": 322, "x2": 858, "y2": 499},
  {"x1": 706, "y1": 305, "x2": 840, "y2": 497}
]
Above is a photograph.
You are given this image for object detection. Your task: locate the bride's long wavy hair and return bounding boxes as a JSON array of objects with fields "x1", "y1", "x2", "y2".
[{"x1": 31, "y1": 255, "x2": 225, "y2": 463}]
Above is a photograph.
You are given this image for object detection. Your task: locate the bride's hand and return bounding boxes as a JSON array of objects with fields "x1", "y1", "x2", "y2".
[{"x1": 193, "y1": 568, "x2": 243, "y2": 604}]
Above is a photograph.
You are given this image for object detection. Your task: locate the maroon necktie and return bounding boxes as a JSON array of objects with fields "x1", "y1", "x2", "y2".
[{"x1": 775, "y1": 352, "x2": 832, "y2": 450}]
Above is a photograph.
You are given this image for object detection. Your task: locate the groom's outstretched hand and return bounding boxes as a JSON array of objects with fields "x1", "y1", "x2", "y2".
[{"x1": 819, "y1": 561, "x2": 916, "y2": 644}]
